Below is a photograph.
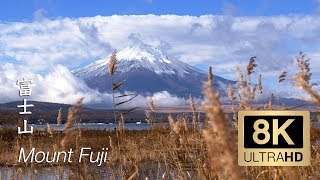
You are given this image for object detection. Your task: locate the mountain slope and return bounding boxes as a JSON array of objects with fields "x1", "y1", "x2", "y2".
[{"x1": 73, "y1": 43, "x2": 236, "y2": 97}]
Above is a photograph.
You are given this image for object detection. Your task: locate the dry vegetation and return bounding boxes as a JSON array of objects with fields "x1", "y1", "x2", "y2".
[{"x1": 0, "y1": 52, "x2": 320, "y2": 179}]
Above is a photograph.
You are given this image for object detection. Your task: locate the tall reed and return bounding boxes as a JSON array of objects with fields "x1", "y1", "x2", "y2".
[{"x1": 293, "y1": 52, "x2": 320, "y2": 105}]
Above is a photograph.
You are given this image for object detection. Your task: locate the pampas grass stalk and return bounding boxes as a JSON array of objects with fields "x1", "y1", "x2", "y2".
[
  {"x1": 202, "y1": 79, "x2": 242, "y2": 179},
  {"x1": 208, "y1": 66, "x2": 213, "y2": 87},
  {"x1": 236, "y1": 66, "x2": 246, "y2": 109},
  {"x1": 258, "y1": 73, "x2": 262, "y2": 94},
  {"x1": 293, "y1": 52, "x2": 320, "y2": 105},
  {"x1": 148, "y1": 97, "x2": 156, "y2": 112},
  {"x1": 108, "y1": 50, "x2": 117, "y2": 76},
  {"x1": 46, "y1": 123, "x2": 53, "y2": 137},
  {"x1": 108, "y1": 51, "x2": 118, "y2": 124},
  {"x1": 145, "y1": 109, "x2": 152, "y2": 124},
  {"x1": 61, "y1": 98, "x2": 84, "y2": 149},
  {"x1": 119, "y1": 113, "x2": 125, "y2": 133},
  {"x1": 237, "y1": 57, "x2": 258, "y2": 110},
  {"x1": 189, "y1": 95, "x2": 197, "y2": 131},
  {"x1": 145, "y1": 97, "x2": 156, "y2": 124},
  {"x1": 57, "y1": 107, "x2": 62, "y2": 126},
  {"x1": 269, "y1": 93, "x2": 273, "y2": 110},
  {"x1": 227, "y1": 85, "x2": 237, "y2": 127}
]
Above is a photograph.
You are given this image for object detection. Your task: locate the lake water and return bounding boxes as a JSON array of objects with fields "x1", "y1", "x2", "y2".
[
  {"x1": 2, "y1": 121, "x2": 319, "y2": 131},
  {"x1": 1, "y1": 123, "x2": 167, "y2": 131}
]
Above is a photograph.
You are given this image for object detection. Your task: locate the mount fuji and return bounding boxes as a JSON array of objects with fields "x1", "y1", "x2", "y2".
[{"x1": 73, "y1": 43, "x2": 236, "y2": 98}]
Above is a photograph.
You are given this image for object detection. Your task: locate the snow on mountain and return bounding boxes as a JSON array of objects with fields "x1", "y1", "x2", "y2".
[
  {"x1": 73, "y1": 43, "x2": 236, "y2": 97},
  {"x1": 74, "y1": 43, "x2": 203, "y2": 78}
]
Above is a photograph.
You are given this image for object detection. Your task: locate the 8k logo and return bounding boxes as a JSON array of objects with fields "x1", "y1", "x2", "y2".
[{"x1": 238, "y1": 111, "x2": 310, "y2": 166}]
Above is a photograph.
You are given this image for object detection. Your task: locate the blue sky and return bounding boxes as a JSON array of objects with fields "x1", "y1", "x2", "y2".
[{"x1": 0, "y1": 0, "x2": 318, "y2": 21}]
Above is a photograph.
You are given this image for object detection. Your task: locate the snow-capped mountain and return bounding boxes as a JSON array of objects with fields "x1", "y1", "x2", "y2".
[{"x1": 73, "y1": 43, "x2": 236, "y2": 97}]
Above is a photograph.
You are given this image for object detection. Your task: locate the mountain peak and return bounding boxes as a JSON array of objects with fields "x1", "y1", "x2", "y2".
[
  {"x1": 73, "y1": 43, "x2": 204, "y2": 78},
  {"x1": 116, "y1": 43, "x2": 173, "y2": 64},
  {"x1": 73, "y1": 43, "x2": 236, "y2": 97}
]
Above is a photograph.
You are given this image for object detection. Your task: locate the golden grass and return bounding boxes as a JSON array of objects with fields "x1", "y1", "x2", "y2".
[{"x1": 1, "y1": 52, "x2": 320, "y2": 179}]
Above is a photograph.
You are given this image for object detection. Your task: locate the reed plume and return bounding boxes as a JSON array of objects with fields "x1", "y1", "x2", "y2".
[
  {"x1": 208, "y1": 66, "x2": 213, "y2": 87},
  {"x1": 64, "y1": 98, "x2": 83, "y2": 132},
  {"x1": 202, "y1": 80, "x2": 242, "y2": 179},
  {"x1": 236, "y1": 66, "x2": 245, "y2": 109},
  {"x1": 148, "y1": 97, "x2": 156, "y2": 112},
  {"x1": 168, "y1": 115, "x2": 175, "y2": 132},
  {"x1": 46, "y1": 123, "x2": 53, "y2": 136},
  {"x1": 258, "y1": 73, "x2": 262, "y2": 94},
  {"x1": 168, "y1": 116, "x2": 186, "y2": 144},
  {"x1": 227, "y1": 85, "x2": 236, "y2": 101},
  {"x1": 119, "y1": 113, "x2": 125, "y2": 133},
  {"x1": 269, "y1": 93, "x2": 274, "y2": 110},
  {"x1": 237, "y1": 57, "x2": 259, "y2": 109},
  {"x1": 293, "y1": 52, "x2": 320, "y2": 105},
  {"x1": 189, "y1": 94, "x2": 196, "y2": 113},
  {"x1": 108, "y1": 50, "x2": 137, "y2": 124},
  {"x1": 246, "y1": 56, "x2": 257, "y2": 77},
  {"x1": 189, "y1": 95, "x2": 197, "y2": 131},
  {"x1": 145, "y1": 97, "x2": 156, "y2": 124},
  {"x1": 57, "y1": 107, "x2": 62, "y2": 126},
  {"x1": 227, "y1": 85, "x2": 237, "y2": 126},
  {"x1": 108, "y1": 50, "x2": 117, "y2": 76},
  {"x1": 61, "y1": 98, "x2": 84, "y2": 148},
  {"x1": 246, "y1": 56, "x2": 257, "y2": 89},
  {"x1": 145, "y1": 109, "x2": 152, "y2": 123}
]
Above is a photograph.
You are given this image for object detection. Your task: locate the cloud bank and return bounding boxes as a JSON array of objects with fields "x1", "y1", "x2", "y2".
[
  {"x1": 0, "y1": 63, "x2": 189, "y2": 107},
  {"x1": 0, "y1": 15, "x2": 319, "y2": 78},
  {"x1": 0, "y1": 14, "x2": 320, "y2": 105}
]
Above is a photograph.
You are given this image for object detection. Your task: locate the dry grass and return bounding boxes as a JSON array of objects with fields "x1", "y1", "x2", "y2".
[
  {"x1": 61, "y1": 98, "x2": 83, "y2": 149},
  {"x1": 202, "y1": 81, "x2": 243, "y2": 179},
  {"x1": 1, "y1": 52, "x2": 320, "y2": 179}
]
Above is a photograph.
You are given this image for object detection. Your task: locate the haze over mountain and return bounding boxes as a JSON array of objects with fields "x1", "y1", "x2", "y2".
[{"x1": 73, "y1": 42, "x2": 236, "y2": 98}]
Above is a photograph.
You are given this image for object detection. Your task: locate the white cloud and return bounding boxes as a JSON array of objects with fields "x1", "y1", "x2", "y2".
[
  {"x1": 0, "y1": 63, "x2": 191, "y2": 107},
  {"x1": 0, "y1": 14, "x2": 320, "y2": 103},
  {"x1": 123, "y1": 91, "x2": 190, "y2": 108},
  {"x1": 0, "y1": 15, "x2": 319, "y2": 76},
  {"x1": 0, "y1": 63, "x2": 112, "y2": 105}
]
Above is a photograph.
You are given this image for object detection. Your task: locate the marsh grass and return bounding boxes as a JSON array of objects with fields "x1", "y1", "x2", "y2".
[
  {"x1": 1, "y1": 52, "x2": 320, "y2": 179},
  {"x1": 0, "y1": 121, "x2": 320, "y2": 179}
]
